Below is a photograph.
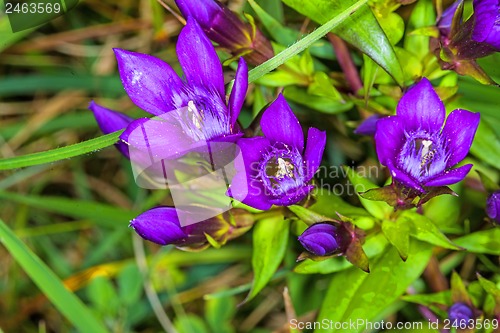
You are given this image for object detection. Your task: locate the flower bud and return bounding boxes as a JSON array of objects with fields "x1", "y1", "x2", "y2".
[
  {"x1": 448, "y1": 302, "x2": 474, "y2": 323},
  {"x1": 130, "y1": 206, "x2": 254, "y2": 250},
  {"x1": 298, "y1": 222, "x2": 347, "y2": 256},
  {"x1": 174, "y1": 0, "x2": 274, "y2": 65},
  {"x1": 486, "y1": 191, "x2": 500, "y2": 224}
]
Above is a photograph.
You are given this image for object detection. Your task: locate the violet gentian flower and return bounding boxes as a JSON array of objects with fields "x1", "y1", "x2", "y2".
[
  {"x1": 436, "y1": 0, "x2": 462, "y2": 39},
  {"x1": 298, "y1": 223, "x2": 341, "y2": 256},
  {"x1": 90, "y1": 17, "x2": 248, "y2": 162},
  {"x1": 354, "y1": 114, "x2": 383, "y2": 136},
  {"x1": 130, "y1": 206, "x2": 254, "y2": 249},
  {"x1": 227, "y1": 94, "x2": 326, "y2": 210},
  {"x1": 174, "y1": 0, "x2": 274, "y2": 66},
  {"x1": 448, "y1": 302, "x2": 474, "y2": 323},
  {"x1": 89, "y1": 101, "x2": 134, "y2": 158},
  {"x1": 486, "y1": 190, "x2": 500, "y2": 224},
  {"x1": 375, "y1": 78, "x2": 480, "y2": 193}
]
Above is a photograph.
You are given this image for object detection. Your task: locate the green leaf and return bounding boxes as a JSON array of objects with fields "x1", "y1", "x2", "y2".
[
  {"x1": 477, "y1": 274, "x2": 500, "y2": 304},
  {"x1": 403, "y1": 211, "x2": 461, "y2": 250},
  {"x1": 246, "y1": 216, "x2": 290, "y2": 302},
  {"x1": 248, "y1": 0, "x2": 369, "y2": 83},
  {"x1": 288, "y1": 205, "x2": 331, "y2": 225},
  {"x1": 382, "y1": 216, "x2": 410, "y2": 261},
  {"x1": 205, "y1": 293, "x2": 236, "y2": 333},
  {"x1": 469, "y1": 119, "x2": 500, "y2": 169},
  {"x1": 453, "y1": 228, "x2": 500, "y2": 255},
  {"x1": 0, "y1": 14, "x2": 36, "y2": 53},
  {"x1": 343, "y1": 166, "x2": 393, "y2": 219},
  {"x1": 0, "y1": 191, "x2": 136, "y2": 229},
  {"x1": 0, "y1": 131, "x2": 122, "y2": 170},
  {"x1": 0, "y1": 218, "x2": 108, "y2": 333},
  {"x1": 87, "y1": 276, "x2": 120, "y2": 316},
  {"x1": 248, "y1": 0, "x2": 298, "y2": 45},
  {"x1": 404, "y1": 0, "x2": 435, "y2": 60},
  {"x1": 282, "y1": 0, "x2": 404, "y2": 85},
  {"x1": 314, "y1": 240, "x2": 433, "y2": 332},
  {"x1": 174, "y1": 314, "x2": 210, "y2": 333},
  {"x1": 283, "y1": 86, "x2": 354, "y2": 114},
  {"x1": 118, "y1": 264, "x2": 143, "y2": 306}
]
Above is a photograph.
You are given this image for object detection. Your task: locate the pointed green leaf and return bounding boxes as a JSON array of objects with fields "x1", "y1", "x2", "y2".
[
  {"x1": 453, "y1": 228, "x2": 500, "y2": 255},
  {"x1": 403, "y1": 211, "x2": 461, "y2": 250},
  {"x1": 315, "y1": 240, "x2": 433, "y2": 332},
  {"x1": 246, "y1": 216, "x2": 289, "y2": 302},
  {"x1": 382, "y1": 217, "x2": 410, "y2": 260}
]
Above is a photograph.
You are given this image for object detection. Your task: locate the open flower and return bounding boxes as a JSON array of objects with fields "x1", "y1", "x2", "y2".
[
  {"x1": 90, "y1": 17, "x2": 248, "y2": 161},
  {"x1": 227, "y1": 94, "x2": 326, "y2": 210},
  {"x1": 375, "y1": 78, "x2": 480, "y2": 193},
  {"x1": 130, "y1": 206, "x2": 254, "y2": 250},
  {"x1": 174, "y1": 0, "x2": 273, "y2": 65}
]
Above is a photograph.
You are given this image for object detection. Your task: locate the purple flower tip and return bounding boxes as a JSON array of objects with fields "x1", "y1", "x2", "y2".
[
  {"x1": 130, "y1": 207, "x2": 187, "y2": 246},
  {"x1": 448, "y1": 302, "x2": 474, "y2": 323},
  {"x1": 472, "y1": 0, "x2": 500, "y2": 50},
  {"x1": 354, "y1": 115, "x2": 383, "y2": 136},
  {"x1": 437, "y1": 0, "x2": 462, "y2": 37},
  {"x1": 298, "y1": 223, "x2": 340, "y2": 256},
  {"x1": 374, "y1": 78, "x2": 480, "y2": 193},
  {"x1": 486, "y1": 191, "x2": 500, "y2": 224}
]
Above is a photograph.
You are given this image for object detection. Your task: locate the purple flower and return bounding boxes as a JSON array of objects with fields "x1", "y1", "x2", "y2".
[
  {"x1": 227, "y1": 94, "x2": 326, "y2": 210},
  {"x1": 298, "y1": 223, "x2": 341, "y2": 256},
  {"x1": 130, "y1": 206, "x2": 254, "y2": 249},
  {"x1": 91, "y1": 18, "x2": 248, "y2": 161},
  {"x1": 472, "y1": 0, "x2": 500, "y2": 50},
  {"x1": 174, "y1": 0, "x2": 274, "y2": 66},
  {"x1": 486, "y1": 190, "x2": 500, "y2": 224},
  {"x1": 448, "y1": 302, "x2": 474, "y2": 323},
  {"x1": 375, "y1": 78, "x2": 480, "y2": 193},
  {"x1": 89, "y1": 101, "x2": 134, "y2": 158},
  {"x1": 437, "y1": 0, "x2": 462, "y2": 38}
]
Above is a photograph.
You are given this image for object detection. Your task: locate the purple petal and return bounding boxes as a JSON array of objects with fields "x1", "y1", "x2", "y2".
[
  {"x1": 176, "y1": 18, "x2": 225, "y2": 98},
  {"x1": 437, "y1": 0, "x2": 462, "y2": 36},
  {"x1": 472, "y1": 0, "x2": 500, "y2": 49},
  {"x1": 260, "y1": 94, "x2": 304, "y2": 152},
  {"x1": 423, "y1": 164, "x2": 473, "y2": 187},
  {"x1": 374, "y1": 116, "x2": 406, "y2": 167},
  {"x1": 298, "y1": 223, "x2": 339, "y2": 256},
  {"x1": 174, "y1": 0, "x2": 220, "y2": 28},
  {"x1": 233, "y1": 137, "x2": 271, "y2": 173},
  {"x1": 386, "y1": 160, "x2": 425, "y2": 192},
  {"x1": 113, "y1": 48, "x2": 183, "y2": 116},
  {"x1": 89, "y1": 101, "x2": 134, "y2": 158},
  {"x1": 441, "y1": 109, "x2": 480, "y2": 168},
  {"x1": 130, "y1": 207, "x2": 187, "y2": 245},
  {"x1": 267, "y1": 185, "x2": 315, "y2": 206},
  {"x1": 486, "y1": 191, "x2": 500, "y2": 222},
  {"x1": 227, "y1": 171, "x2": 272, "y2": 210},
  {"x1": 228, "y1": 58, "x2": 248, "y2": 127},
  {"x1": 354, "y1": 114, "x2": 383, "y2": 136},
  {"x1": 397, "y1": 78, "x2": 445, "y2": 133},
  {"x1": 120, "y1": 116, "x2": 195, "y2": 163},
  {"x1": 304, "y1": 127, "x2": 327, "y2": 181}
]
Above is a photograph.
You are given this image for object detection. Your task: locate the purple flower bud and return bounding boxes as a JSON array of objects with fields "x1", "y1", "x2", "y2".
[
  {"x1": 486, "y1": 191, "x2": 500, "y2": 224},
  {"x1": 448, "y1": 302, "x2": 474, "y2": 323},
  {"x1": 472, "y1": 0, "x2": 500, "y2": 50},
  {"x1": 174, "y1": 0, "x2": 274, "y2": 65},
  {"x1": 227, "y1": 94, "x2": 326, "y2": 210},
  {"x1": 354, "y1": 115, "x2": 383, "y2": 136},
  {"x1": 374, "y1": 78, "x2": 480, "y2": 193},
  {"x1": 437, "y1": 0, "x2": 462, "y2": 38},
  {"x1": 298, "y1": 223, "x2": 341, "y2": 256},
  {"x1": 130, "y1": 207, "x2": 188, "y2": 246}
]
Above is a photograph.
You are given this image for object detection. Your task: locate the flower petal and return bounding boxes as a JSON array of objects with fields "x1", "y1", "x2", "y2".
[
  {"x1": 267, "y1": 184, "x2": 314, "y2": 206},
  {"x1": 354, "y1": 114, "x2": 383, "y2": 136},
  {"x1": 374, "y1": 116, "x2": 406, "y2": 167},
  {"x1": 227, "y1": 171, "x2": 272, "y2": 210},
  {"x1": 130, "y1": 207, "x2": 187, "y2": 245},
  {"x1": 441, "y1": 109, "x2": 480, "y2": 168},
  {"x1": 120, "y1": 116, "x2": 196, "y2": 164},
  {"x1": 174, "y1": 0, "x2": 219, "y2": 28},
  {"x1": 304, "y1": 127, "x2": 327, "y2": 181},
  {"x1": 228, "y1": 58, "x2": 248, "y2": 127},
  {"x1": 423, "y1": 164, "x2": 473, "y2": 187},
  {"x1": 472, "y1": 0, "x2": 500, "y2": 49},
  {"x1": 176, "y1": 18, "x2": 225, "y2": 97},
  {"x1": 233, "y1": 137, "x2": 271, "y2": 174},
  {"x1": 397, "y1": 78, "x2": 445, "y2": 133},
  {"x1": 386, "y1": 160, "x2": 425, "y2": 192},
  {"x1": 113, "y1": 48, "x2": 183, "y2": 116},
  {"x1": 89, "y1": 101, "x2": 134, "y2": 158},
  {"x1": 260, "y1": 94, "x2": 304, "y2": 151}
]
